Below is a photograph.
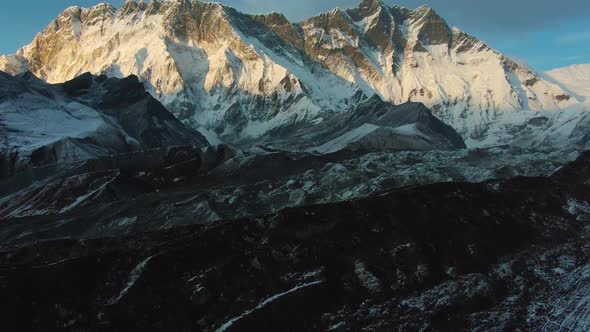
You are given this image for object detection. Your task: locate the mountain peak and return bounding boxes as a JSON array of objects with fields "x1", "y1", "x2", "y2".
[
  {"x1": 62, "y1": 5, "x2": 82, "y2": 13},
  {"x1": 359, "y1": 0, "x2": 384, "y2": 8},
  {"x1": 90, "y1": 2, "x2": 114, "y2": 10},
  {"x1": 252, "y1": 11, "x2": 291, "y2": 27},
  {"x1": 87, "y1": 2, "x2": 115, "y2": 15},
  {"x1": 162, "y1": 0, "x2": 193, "y2": 6},
  {"x1": 355, "y1": 0, "x2": 385, "y2": 16},
  {"x1": 411, "y1": 4, "x2": 442, "y2": 21},
  {"x1": 120, "y1": 0, "x2": 140, "y2": 15},
  {"x1": 415, "y1": 4, "x2": 434, "y2": 12},
  {"x1": 328, "y1": 7, "x2": 345, "y2": 15},
  {"x1": 408, "y1": 5, "x2": 451, "y2": 46},
  {"x1": 144, "y1": 0, "x2": 161, "y2": 14},
  {"x1": 56, "y1": 5, "x2": 83, "y2": 21}
]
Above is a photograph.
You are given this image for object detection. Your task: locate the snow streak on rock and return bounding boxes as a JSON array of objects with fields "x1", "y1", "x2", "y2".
[
  {"x1": 108, "y1": 255, "x2": 154, "y2": 305},
  {"x1": 216, "y1": 280, "x2": 324, "y2": 332}
]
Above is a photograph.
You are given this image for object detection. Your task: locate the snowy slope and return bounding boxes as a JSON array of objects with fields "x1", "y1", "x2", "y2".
[
  {"x1": 546, "y1": 63, "x2": 590, "y2": 101},
  {"x1": 0, "y1": 0, "x2": 581, "y2": 149},
  {"x1": 309, "y1": 97, "x2": 465, "y2": 153},
  {"x1": 463, "y1": 104, "x2": 590, "y2": 151},
  {"x1": 0, "y1": 71, "x2": 207, "y2": 176},
  {"x1": 314, "y1": 123, "x2": 380, "y2": 153},
  {"x1": 0, "y1": 73, "x2": 127, "y2": 165}
]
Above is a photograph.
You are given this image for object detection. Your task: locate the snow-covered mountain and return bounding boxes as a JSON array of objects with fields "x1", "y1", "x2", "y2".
[
  {"x1": 0, "y1": 0, "x2": 360, "y2": 147},
  {"x1": 546, "y1": 63, "x2": 590, "y2": 102},
  {"x1": 0, "y1": 0, "x2": 577, "y2": 147},
  {"x1": 295, "y1": 1, "x2": 576, "y2": 137},
  {"x1": 0, "y1": 71, "x2": 208, "y2": 177}
]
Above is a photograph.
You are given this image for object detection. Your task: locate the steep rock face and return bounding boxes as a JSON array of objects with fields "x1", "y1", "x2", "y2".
[
  {"x1": 0, "y1": 0, "x2": 577, "y2": 147},
  {"x1": 1, "y1": 151, "x2": 590, "y2": 331},
  {"x1": 0, "y1": 71, "x2": 207, "y2": 176},
  {"x1": 252, "y1": 12, "x2": 304, "y2": 50}
]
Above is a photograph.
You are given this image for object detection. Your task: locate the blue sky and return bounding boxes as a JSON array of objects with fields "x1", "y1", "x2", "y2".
[{"x1": 1, "y1": 0, "x2": 589, "y2": 71}]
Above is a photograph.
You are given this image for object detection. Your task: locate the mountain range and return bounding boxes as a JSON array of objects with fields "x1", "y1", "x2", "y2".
[{"x1": 0, "y1": 0, "x2": 582, "y2": 149}]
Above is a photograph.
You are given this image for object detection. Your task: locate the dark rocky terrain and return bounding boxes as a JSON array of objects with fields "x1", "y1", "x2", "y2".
[
  {"x1": 0, "y1": 143, "x2": 577, "y2": 248},
  {"x1": 1, "y1": 151, "x2": 589, "y2": 331}
]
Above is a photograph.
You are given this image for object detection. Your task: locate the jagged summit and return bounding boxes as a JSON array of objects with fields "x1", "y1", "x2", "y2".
[
  {"x1": 360, "y1": 0, "x2": 384, "y2": 4},
  {"x1": 414, "y1": 4, "x2": 434, "y2": 12},
  {"x1": 359, "y1": 0, "x2": 385, "y2": 10},
  {"x1": 119, "y1": 0, "x2": 141, "y2": 15},
  {"x1": 347, "y1": 0, "x2": 385, "y2": 20}
]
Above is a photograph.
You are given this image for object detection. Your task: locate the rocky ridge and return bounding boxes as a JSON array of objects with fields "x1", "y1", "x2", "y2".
[{"x1": 0, "y1": 71, "x2": 208, "y2": 177}]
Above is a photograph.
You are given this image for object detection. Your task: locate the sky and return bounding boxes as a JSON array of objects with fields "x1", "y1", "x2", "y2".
[{"x1": 1, "y1": 0, "x2": 589, "y2": 71}]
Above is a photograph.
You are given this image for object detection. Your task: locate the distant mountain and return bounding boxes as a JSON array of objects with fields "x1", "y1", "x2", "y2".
[
  {"x1": 0, "y1": 0, "x2": 577, "y2": 146},
  {"x1": 309, "y1": 96, "x2": 465, "y2": 153},
  {"x1": 546, "y1": 63, "x2": 590, "y2": 101},
  {"x1": 0, "y1": 71, "x2": 208, "y2": 177}
]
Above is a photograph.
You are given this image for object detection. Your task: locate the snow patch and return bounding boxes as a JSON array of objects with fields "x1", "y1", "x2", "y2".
[
  {"x1": 108, "y1": 255, "x2": 154, "y2": 305},
  {"x1": 313, "y1": 123, "x2": 380, "y2": 154}
]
